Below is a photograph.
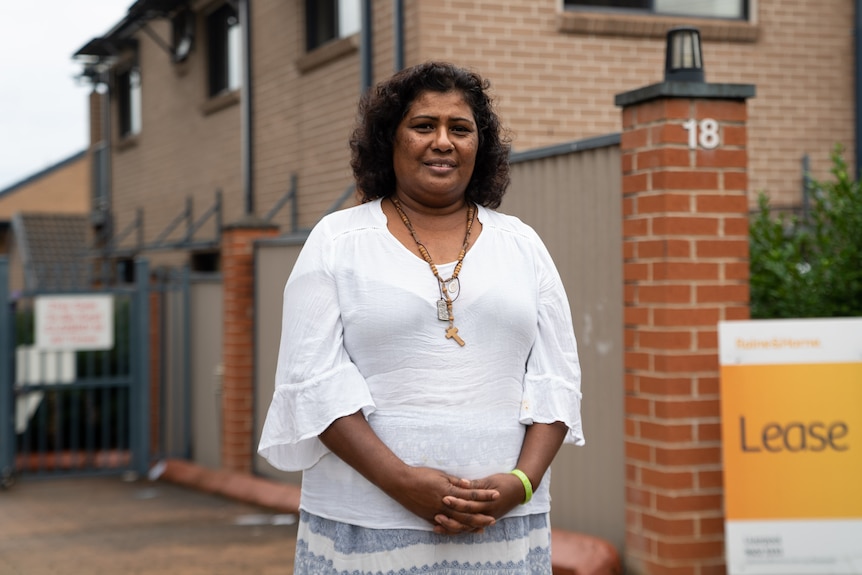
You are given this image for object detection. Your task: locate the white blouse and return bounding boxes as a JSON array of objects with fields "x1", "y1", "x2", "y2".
[{"x1": 258, "y1": 199, "x2": 584, "y2": 530}]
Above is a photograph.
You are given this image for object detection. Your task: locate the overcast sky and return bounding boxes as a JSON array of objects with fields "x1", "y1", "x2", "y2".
[{"x1": 0, "y1": 1, "x2": 131, "y2": 191}]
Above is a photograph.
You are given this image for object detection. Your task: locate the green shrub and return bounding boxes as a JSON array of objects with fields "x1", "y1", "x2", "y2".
[{"x1": 750, "y1": 146, "x2": 862, "y2": 318}]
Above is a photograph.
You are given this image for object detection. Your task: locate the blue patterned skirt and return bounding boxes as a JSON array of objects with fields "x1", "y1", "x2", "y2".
[{"x1": 293, "y1": 510, "x2": 552, "y2": 575}]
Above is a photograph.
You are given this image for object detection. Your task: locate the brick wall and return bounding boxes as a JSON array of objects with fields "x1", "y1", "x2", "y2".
[
  {"x1": 108, "y1": 15, "x2": 244, "y2": 262},
  {"x1": 252, "y1": 1, "x2": 361, "y2": 230},
  {"x1": 619, "y1": 89, "x2": 751, "y2": 574},
  {"x1": 415, "y1": 0, "x2": 854, "y2": 209},
  {"x1": 107, "y1": 3, "x2": 367, "y2": 253},
  {"x1": 104, "y1": 0, "x2": 853, "y2": 261}
]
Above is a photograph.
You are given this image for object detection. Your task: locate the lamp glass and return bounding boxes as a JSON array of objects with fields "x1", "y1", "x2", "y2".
[
  {"x1": 665, "y1": 27, "x2": 704, "y2": 82},
  {"x1": 671, "y1": 32, "x2": 702, "y2": 69}
]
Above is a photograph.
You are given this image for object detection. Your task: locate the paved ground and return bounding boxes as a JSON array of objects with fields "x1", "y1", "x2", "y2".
[{"x1": 0, "y1": 474, "x2": 298, "y2": 575}]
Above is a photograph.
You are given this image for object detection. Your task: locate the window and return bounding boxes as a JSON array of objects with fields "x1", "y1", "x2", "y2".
[
  {"x1": 207, "y1": 3, "x2": 241, "y2": 97},
  {"x1": 305, "y1": 0, "x2": 361, "y2": 51},
  {"x1": 564, "y1": 0, "x2": 748, "y2": 20},
  {"x1": 116, "y1": 67, "x2": 142, "y2": 137}
]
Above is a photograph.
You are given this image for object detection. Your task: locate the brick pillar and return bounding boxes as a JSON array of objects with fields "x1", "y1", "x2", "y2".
[
  {"x1": 221, "y1": 217, "x2": 279, "y2": 472},
  {"x1": 615, "y1": 81, "x2": 755, "y2": 575}
]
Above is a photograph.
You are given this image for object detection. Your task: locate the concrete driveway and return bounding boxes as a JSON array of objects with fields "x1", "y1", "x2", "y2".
[{"x1": 0, "y1": 475, "x2": 298, "y2": 574}]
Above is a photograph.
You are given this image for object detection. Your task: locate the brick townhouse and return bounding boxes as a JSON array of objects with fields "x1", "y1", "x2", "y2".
[{"x1": 74, "y1": 0, "x2": 856, "y2": 274}]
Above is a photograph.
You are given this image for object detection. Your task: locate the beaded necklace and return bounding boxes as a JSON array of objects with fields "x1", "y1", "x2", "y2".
[{"x1": 390, "y1": 196, "x2": 476, "y2": 346}]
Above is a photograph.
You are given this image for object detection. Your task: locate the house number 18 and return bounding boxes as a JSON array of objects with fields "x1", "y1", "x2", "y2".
[{"x1": 682, "y1": 118, "x2": 720, "y2": 150}]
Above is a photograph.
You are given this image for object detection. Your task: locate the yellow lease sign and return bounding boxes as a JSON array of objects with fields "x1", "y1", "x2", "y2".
[
  {"x1": 722, "y1": 362, "x2": 862, "y2": 520},
  {"x1": 719, "y1": 319, "x2": 862, "y2": 575}
]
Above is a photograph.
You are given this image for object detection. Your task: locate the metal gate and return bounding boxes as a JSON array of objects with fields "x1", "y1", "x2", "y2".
[{"x1": 0, "y1": 258, "x2": 151, "y2": 486}]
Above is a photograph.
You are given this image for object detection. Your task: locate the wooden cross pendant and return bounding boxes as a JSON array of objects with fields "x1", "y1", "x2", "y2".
[{"x1": 446, "y1": 326, "x2": 465, "y2": 346}]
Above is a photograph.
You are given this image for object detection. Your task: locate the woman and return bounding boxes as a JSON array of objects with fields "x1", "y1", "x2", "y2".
[{"x1": 259, "y1": 61, "x2": 584, "y2": 574}]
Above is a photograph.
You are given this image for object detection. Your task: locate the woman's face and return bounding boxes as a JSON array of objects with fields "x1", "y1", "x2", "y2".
[{"x1": 392, "y1": 90, "x2": 478, "y2": 210}]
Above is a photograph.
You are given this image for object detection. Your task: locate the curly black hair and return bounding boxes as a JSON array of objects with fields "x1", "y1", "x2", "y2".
[{"x1": 349, "y1": 61, "x2": 511, "y2": 209}]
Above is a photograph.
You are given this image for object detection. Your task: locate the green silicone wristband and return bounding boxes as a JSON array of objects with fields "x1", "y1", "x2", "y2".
[{"x1": 510, "y1": 469, "x2": 533, "y2": 504}]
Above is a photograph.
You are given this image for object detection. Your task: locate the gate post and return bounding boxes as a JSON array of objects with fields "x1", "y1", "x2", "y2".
[
  {"x1": 0, "y1": 257, "x2": 12, "y2": 483},
  {"x1": 131, "y1": 258, "x2": 151, "y2": 475},
  {"x1": 220, "y1": 217, "x2": 279, "y2": 473},
  {"x1": 615, "y1": 81, "x2": 755, "y2": 574}
]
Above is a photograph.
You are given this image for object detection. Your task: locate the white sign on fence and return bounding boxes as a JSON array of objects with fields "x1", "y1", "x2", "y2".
[{"x1": 35, "y1": 294, "x2": 114, "y2": 351}]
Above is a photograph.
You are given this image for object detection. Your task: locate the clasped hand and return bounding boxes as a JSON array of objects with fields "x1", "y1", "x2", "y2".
[{"x1": 390, "y1": 467, "x2": 526, "y2": 536}]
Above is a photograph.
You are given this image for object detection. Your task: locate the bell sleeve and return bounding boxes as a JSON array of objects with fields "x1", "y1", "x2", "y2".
[
  {"x1": 258, "y1": 220, "x2": 376, "y2": 471},
  {"x1": 520, "y1": 234, "x2": 585, "y2": 446}
]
